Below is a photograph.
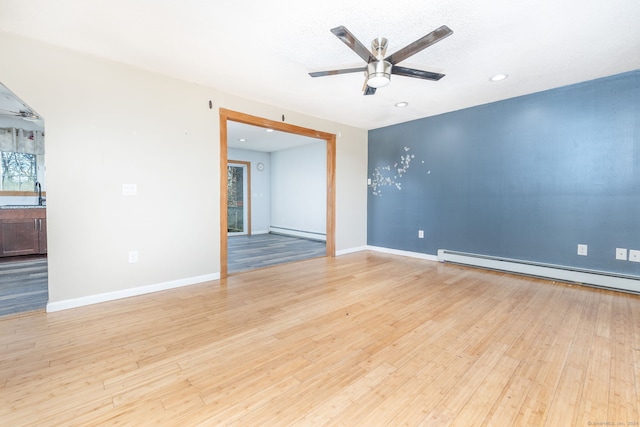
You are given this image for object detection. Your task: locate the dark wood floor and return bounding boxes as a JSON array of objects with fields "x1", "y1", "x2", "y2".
[
  {"x1": 228, "y1": 233, "x2": 326, "y2": 273},
  {"x1": 0, "y1": 256, "x2": 48, "y2": 317}
]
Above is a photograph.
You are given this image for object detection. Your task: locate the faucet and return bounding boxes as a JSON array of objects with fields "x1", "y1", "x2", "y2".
[{"x1": 35, "y1": 181, "x2": 44, "y2": 206}]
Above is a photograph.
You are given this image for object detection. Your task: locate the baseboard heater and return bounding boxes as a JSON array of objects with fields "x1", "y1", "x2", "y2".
[
  {"x1": 437, "y1": 249, "x2": 640, "y2": 294},
  {"x1": 269, "y1": 226, "x2": 326, "y2": 242}
]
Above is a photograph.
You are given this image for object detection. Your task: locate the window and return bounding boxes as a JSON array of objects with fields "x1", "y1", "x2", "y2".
[{"x1": 1, "y1": 151, "x2": 37, "y2": 191}]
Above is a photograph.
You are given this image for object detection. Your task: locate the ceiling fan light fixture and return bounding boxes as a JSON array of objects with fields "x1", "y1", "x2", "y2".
[
  {"x1": 17, "y1": 110, "x2": 40, "y2": 121},
  {"x1": 366, "y1": 61, "x2": 392, "y2": 88}
]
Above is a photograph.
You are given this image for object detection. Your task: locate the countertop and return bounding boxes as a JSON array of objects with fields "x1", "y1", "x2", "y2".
[{"x1": 0, "y1": 205, "x2": 46, "y2": 209}]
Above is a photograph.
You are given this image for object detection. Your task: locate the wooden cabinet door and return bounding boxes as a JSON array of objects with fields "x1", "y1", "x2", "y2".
[
  {"x1": 38, "y1": 218, "x2": 47, "y2": 254},
  {"x1": 0, "y1": 218, "x2": 40, "y2": 257}
]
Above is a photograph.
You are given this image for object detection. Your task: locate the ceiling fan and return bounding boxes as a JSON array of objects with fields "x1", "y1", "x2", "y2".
[
  {"x1": 0, "y1": 107, "x2": 40, "y2": 120},
  {"x1": 309, "y1": 25, "x2": 453, "y2": 95}
]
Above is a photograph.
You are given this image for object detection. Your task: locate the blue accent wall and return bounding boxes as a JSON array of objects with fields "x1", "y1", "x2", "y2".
[{"x1": 368, "y1": 70, "x2": 640, "y2": 276}]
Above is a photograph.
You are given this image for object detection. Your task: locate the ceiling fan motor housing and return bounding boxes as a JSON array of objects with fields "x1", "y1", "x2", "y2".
[
  {"x1": 310, "y1": 25, "x2": 452, "y2": 94},
  {"x1": 366, "y1": 60, "x2": 392, "y2": 88}
]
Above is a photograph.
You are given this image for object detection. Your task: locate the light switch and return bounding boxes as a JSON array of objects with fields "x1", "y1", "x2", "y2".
[{"x1": 122, "y1": 184, "x2": 137, "y2": 196}]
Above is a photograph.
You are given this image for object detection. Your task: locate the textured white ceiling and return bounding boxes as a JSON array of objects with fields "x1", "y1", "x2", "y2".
[
  {"x1": 228, "y1": 121, "x2": 322, "y2": 153},
  {"x1": 0, "y1": 0, "x2": 639, "y2": 130}
]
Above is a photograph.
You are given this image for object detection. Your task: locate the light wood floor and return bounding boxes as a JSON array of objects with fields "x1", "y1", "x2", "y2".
[{"x1": 1, "y1": 251, "x2": 639, "y2": 426}]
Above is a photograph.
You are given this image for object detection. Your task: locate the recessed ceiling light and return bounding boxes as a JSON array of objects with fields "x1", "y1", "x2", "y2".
[
  {"x1": 490, "y1": 74, "x2": 508, "y2": 82},
  {"x1": 238, "y1": 138, "x2": 247, "y2": 142},
  {"x1": 266, "y1": 128, "x2": 274, "y2": 133},
  {"x1": 395, "y1": 101, "x2": 409, "y2": 107}
]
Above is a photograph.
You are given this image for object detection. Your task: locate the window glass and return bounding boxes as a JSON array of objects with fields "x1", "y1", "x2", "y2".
[{"x1": 1, "y1": 151, "x2": 37, "y2": 191}]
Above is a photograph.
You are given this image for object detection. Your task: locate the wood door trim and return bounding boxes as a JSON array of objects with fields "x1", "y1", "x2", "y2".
[
  {"x1": 219, "y1": 108, "x2": 336, "y2": 279},
  {"x1": 227, "y1": 160, "x2": 252, "y2": 236}
]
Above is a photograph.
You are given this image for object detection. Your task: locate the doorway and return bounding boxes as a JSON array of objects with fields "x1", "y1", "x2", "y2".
[
  {"x1": 219, "y1": 109, "x2": 336, "y2": 279},
  {"x1": 0, "y1": 82, "x2": 48, "y2": 316},
  {"x1": 227, "y1": 161, "x2": 251, "y2": 235}
]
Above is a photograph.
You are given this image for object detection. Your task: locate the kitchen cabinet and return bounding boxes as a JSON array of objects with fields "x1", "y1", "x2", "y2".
[{"x1": 0, "y1": 208, "x2": 47, "y2": 257}]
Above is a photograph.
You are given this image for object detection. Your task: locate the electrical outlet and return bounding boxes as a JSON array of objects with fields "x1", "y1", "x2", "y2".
[
  {"x1": 629, "y1": 249, "x2": 640, "y2": 263},
  {"x1": 616, "y1": 248, "x2": 627, "y2": 261},
  {"x1": 577, "y1": 244, "x2": 588, "y2": 256},
  {"x1": 128, "y1": 250, "x2": 138, "y2": 263},
  {"x1": 418, "y1": 230, "x2": 424, "y2": 239}
]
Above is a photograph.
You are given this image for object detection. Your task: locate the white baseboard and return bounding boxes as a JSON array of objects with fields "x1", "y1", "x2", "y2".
[
  {"x1": 46, "y1": 273, "x2": 220, "y2": 313},
  {"x1": 252, "y1": 230, "x2": 270, "y2": 235},
  {"x1": 366, "y1": 245, "x2": 439, "y2": 262},
  {"x1": 269, "y1": 226, "x2": 326, "y2": 242},
  {"x1": 336, "y1": 246, "x2": 367, "y2": 256}
]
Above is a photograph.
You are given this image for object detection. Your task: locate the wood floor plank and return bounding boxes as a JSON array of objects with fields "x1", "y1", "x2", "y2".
[
  {"x1": 0, "y1": 257, "x2": 48, "y2": 316},
  {"x1": 228, "y1": 233, "x2": 325, "y2": 273},
  {"x1": 630, "y1": 293, "x2": 640, "y2": 427},
  {"x1": 607, "y1": 293, "x2": 639, "y2": 423},
  {"x1": 0, "y1": 251, "x2": 639, "y2": 426},
  {"x1": 467, "y1": 280, "x2": 579, "y2": 425}
]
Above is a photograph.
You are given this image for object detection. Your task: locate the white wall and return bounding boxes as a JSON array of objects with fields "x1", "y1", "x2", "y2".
[
  {"x1": 227, "y1": 147, "x2": 271, "y2": 234},
  {"x1": 270, "y1": 142, "x2": 326, "y2": 238},
  {"x1": 335, "y1": 126, "x2": 369, "y2": 254},
  {"x1": 0, "y1": 31, "x2": 368, "y2": 309}
]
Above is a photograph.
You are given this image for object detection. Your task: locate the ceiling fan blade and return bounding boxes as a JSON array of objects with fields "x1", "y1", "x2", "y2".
[
  {"x1": 0, "y1": 107, "x2": 21, "y2": 115},
  {"x1": 392, "y1": 66, "x2": 445, "y2": 81},
  {"x1": 330, "y1": 25, "x2": 375, "y2": 64},
  {"x1": 363, "y1": 85, "x2": 377, "y2": 96},
  {"x1": 385, "y1": 25, "x2": 453, "y2": 65},
  {"x1": 309, "y1": 67, "x2": 366, "y2": 78}
]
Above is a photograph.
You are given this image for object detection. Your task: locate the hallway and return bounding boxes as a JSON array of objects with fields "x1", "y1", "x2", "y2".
[{"x1": 228, "y1": 233, "x2": 325, "y2": 273}]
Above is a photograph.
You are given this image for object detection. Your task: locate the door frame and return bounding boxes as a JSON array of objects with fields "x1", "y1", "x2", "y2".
[
  {"x1": 219, "y1": 108, "x2": 336, "y2": 279},
  {"x1": 227, "y1": 160, "x2": 251, "y2": 236}
]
